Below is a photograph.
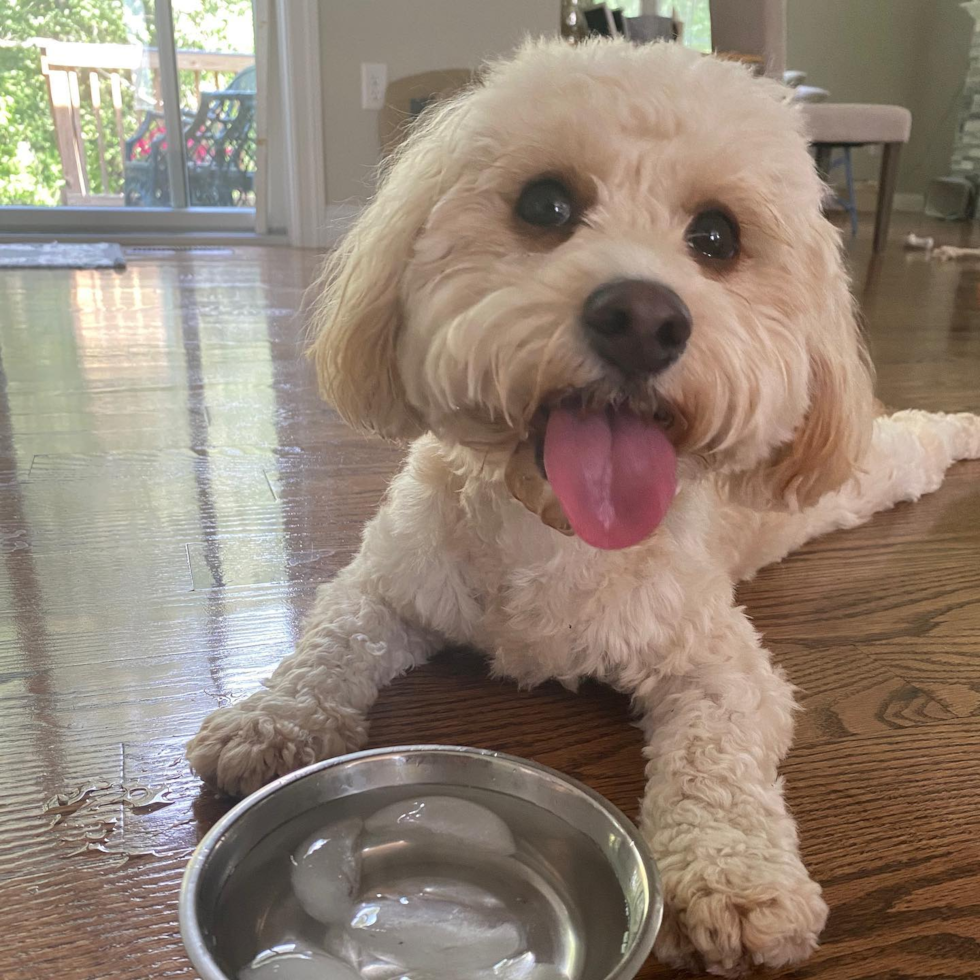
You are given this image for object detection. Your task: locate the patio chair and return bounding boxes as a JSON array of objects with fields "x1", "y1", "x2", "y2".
[{"x1": 123, "y1": 82, "x2": 256, "y2": 207}]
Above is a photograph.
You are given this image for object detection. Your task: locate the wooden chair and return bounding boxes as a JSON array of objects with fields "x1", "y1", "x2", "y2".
[{"x1": 378, "y1": 69, "x2": 476, "y2": 159}]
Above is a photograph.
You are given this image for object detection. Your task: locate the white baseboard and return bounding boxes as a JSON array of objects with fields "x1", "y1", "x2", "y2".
[
  {"x1": 894, "y1": 193, "x2": 925, "y2": 213},
  {"x1": 828, "y1": 181, "x2": 925, "y2": 214}
]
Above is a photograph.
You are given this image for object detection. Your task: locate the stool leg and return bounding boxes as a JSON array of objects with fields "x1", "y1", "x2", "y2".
[
  {"x1": 814, "y1": 144, "x2": 832, "y2": 179},
  {"x1": 843, "y1": 147, "x2": 858, "y2": 238},
  {"x1": 873, "y1": 143, "x2": 902, "y2": 252}
]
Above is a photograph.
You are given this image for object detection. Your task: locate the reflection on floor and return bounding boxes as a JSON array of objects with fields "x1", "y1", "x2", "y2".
[{"x1": 0, "y1": 217, "x2": 978, "y2": 979}]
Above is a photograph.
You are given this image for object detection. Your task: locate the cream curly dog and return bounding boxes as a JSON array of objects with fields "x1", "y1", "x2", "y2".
[{"x1": 187, "y1": 39, "x2": 980, "y2": 976}]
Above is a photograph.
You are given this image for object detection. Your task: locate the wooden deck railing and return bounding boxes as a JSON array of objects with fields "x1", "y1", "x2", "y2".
[{"x1": 36, "y1": 39, "x2": 252, "y2": 205}]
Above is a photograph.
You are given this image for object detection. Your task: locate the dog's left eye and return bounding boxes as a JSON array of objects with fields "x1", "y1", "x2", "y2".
[
  {"x1": 516, "y1": 178, "x2": 575, "y2": 228},
  {"x1": 685, "y1": 208, "x2": 740, "y2": 262}
]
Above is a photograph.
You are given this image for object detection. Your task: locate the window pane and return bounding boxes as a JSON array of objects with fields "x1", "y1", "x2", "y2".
[
  {"x1": 0, "y1": 1, "x2": 174, "y2": 207},
  {"x1": 170, "y1": 0, "x2": 258, "y2": 208}
]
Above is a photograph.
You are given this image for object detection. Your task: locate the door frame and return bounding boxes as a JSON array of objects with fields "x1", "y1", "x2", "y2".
[{"x1": 274, "y1": 0, "x2": 330, "y2": 247}]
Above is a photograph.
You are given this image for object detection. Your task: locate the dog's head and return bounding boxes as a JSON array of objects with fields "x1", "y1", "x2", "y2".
[{"x1": 310, "y1": 39, "x2": 873, "y2": 549}]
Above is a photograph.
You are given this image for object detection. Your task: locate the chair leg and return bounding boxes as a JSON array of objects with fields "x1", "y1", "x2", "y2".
[{"x1": 873, "y1": 143, "x2": 902, "y2": 252}]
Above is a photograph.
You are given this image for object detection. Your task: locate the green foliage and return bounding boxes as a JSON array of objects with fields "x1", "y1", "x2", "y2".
[
  {"x1": 0, "y1": 45, "x2": 61, "y2": 205},
  {"x1": 0, "y1": 0, "x2": 253, "y2": 206},
  {"x1": 670, "y1": 0, "x2": 712, "y2": 53},
  {"x1": 172, "y1": 0, "x2": 253, "y2": 53},
  {"x1": 607, "y1": 1, "x2": 711, "y2": 52}
]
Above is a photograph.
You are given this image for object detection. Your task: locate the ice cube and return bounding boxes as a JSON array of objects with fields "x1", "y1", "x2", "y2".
[
  {"x1": 384, "y1": 876, "x2": 505, "y2": 910},
  {"x1": 356, "y1": 949, "x2": 568, "y2": 980},
  {"x1": 238, "y1": 939, "x2": 360, "y2": 980},
  {"x1": 487, "y1": 953, "x2": 538, "y2": 980},
  {"x1": 468, "y1": 952, "x2": 569, "y2": 980},
  {"x1": 525, "y1": 968, "x2": 567, "y2": 980},
  {"x1": 364, "y1": 796, "x2": 515, "y2": 855},
  {"x1": 357, "y1": 957, "x2": 437, "y2": 980},
  {"x1": 349, "y1": 892, "x2": 523, "y2": 974},
  {"x1": 291, "y1": 817, "x2": 363, "y2": 925},
  {"x1": 496, "y1": 958, "x2": 567, "y2": 980}
]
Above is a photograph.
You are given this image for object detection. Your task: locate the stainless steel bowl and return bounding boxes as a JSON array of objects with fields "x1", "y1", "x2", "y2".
[{"x1": 180, "y1": 745, "x2": 662, "y2": 980}]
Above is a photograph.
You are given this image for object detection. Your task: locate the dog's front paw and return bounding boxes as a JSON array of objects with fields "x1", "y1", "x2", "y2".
[
  {"x1": 186, "y1": 690, "x2": 368, "y2": 797},
  {"x1": 654, "y1": 854, "x2": 828, "y2": 977}
]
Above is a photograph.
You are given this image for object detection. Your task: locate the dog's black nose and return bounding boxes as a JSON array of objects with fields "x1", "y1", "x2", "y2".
[{"x1": 582, "y1": 279, "x2": 692, "y2": 376}]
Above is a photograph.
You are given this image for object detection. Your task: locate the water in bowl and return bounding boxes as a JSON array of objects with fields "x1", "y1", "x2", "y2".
[{"x1": 211, "y1": 784, "x2": 630, "y2": 980}]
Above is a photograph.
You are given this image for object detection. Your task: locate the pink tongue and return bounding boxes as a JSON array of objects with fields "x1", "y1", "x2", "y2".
[{"x1": 544, "y1": 406, "x2": 677, "y2": 550}]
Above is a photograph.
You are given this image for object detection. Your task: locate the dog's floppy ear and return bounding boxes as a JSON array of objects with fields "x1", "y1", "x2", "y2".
[
  {"x1": 760, "y1": 339, "x2": 874, "y2": 508},
  {"x1": 734, "y1": 228, "x2": 875, "y2": 510},
  {"x1": 308, "y1": 99, "x2": 466, "y2": 440}
]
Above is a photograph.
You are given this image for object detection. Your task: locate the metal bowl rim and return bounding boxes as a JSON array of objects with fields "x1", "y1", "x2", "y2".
[{"x1": 179, "y1": 744, "x2": 663, "y2": 980}]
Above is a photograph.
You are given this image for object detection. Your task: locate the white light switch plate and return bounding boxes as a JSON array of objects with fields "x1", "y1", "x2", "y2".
[{"x1": 361, "y1": 62, "x2": 388, "y2": 111}]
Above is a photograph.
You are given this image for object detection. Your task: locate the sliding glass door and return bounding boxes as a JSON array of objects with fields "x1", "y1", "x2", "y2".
[{"x1": 0, "y1": 0, "x2": 259, "y2": 233}]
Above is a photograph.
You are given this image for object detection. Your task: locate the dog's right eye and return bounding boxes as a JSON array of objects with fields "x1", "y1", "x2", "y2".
[{"x1": 515, "y1": 178, "x2": 575, "y2": 228}]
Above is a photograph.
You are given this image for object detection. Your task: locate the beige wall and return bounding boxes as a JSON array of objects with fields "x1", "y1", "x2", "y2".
[
  {"x1": 319, "y1": 0, "x2": 555, "y2": 205},
  {"x1": 319, "y1": 1, "x2": 972, "y2": 205},
  {"x1": 917, "y1": 0, "x2": 974, "y2": 190},
  {"x1": 787, "y1": 0, "x2": 972, "y2": 198}
]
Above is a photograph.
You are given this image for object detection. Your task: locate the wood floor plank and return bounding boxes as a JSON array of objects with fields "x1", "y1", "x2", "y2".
[
  {"x1": 0, "y1": 217, "x2": 977, "y2": 980},
  {"x1": 773, "y1": 644, "x2": 957, "y2": 745}
]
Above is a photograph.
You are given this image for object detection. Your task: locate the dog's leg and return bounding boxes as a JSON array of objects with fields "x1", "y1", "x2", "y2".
[
  {"x1": 185, "y1": 564, "x2": 439, "y2": 797},
  {"x1": 186, "y1": 447, "x2": 477, "y2": 797},
  {"x1": 728, "y1": 409, "x2": 980, "y2": 581},
  {"x1": 840, "y1": 408, "x2": 980, "y2": 516},
  {"x1": 636, "y1": 604, "x2": 828, "y2": 977}
]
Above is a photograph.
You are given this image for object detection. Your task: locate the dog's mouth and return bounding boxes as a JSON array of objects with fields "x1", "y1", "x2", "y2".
[{"x1": 524, "y1": 392, "x2": 679, "y2": 550}]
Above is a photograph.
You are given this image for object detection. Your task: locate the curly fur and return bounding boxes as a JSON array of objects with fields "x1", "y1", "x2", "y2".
[{"x1": 187, "y1": 39, "x2": 980, "y2": 976}]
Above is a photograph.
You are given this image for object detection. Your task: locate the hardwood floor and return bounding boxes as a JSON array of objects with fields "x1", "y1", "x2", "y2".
[{"x1": 0, "y1": 217, "x2": 977, "y2": 980}]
